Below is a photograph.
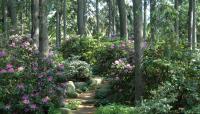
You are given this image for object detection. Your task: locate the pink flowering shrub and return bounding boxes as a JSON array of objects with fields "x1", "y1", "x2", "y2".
[
  {"x1": 104, "y1": 58, "x2": 135, "y2": 102},
  {"x1": 0, "y1": 35, "x2": 66, "y2": 113},
  {"x1": 94, "y1": 40, "x2": 134, "y2": 74}
]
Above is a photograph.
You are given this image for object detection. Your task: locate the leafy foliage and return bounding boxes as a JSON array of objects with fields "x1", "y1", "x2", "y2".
[
  {"x1": 0, "y1": 35, "x2": 66, "y2": 113},
  {"x1": 63, "y1": 56, "x2": 92, "y2": 81}
]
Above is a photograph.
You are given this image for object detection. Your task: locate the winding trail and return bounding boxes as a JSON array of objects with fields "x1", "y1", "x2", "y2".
[{"x1": 67, "y1": 91, "x2": 96, "y2": 114}]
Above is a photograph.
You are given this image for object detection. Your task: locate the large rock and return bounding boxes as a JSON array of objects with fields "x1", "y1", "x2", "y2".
[
  {"x1": 90, "y1": 77, "x2": 103, "y2": 87},
  {"x1": 67, "y1": 81, "x2": 78, "y2": 98}
]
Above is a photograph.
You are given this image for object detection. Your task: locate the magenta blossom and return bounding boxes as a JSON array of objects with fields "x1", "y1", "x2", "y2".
[
  {"x1": 110, "y1": 44, "x2": 115, "y2": 49},
  {"x1": 7, "y1": 68, "x2": 15, "y2": 73},
  {"x1": 30, "y1": 104, "x2": 37, "y2": 110},
  {"x1": 22, "y1": 95, "x2": 29, "y2": 100},
  {"x1": 22, "y1": 99, "x2": 30, "y2": 105},
  {"x1": 48, "y1": 76, "x2": 53, "y2": 81},
  {"x1": 42, "y1": 96, "x2": 50, "y2": 104},
  {"x1": 58, "y1": 64, "x2": 64, "y2": 70},
  {"x1": 0, "y1": 69, "x2": 7, "y2": 74},
  {"x1": 0, "y1": 50, "x2": 7, "y2": 57},
  {"x1": 6, "y1": 64, "x2": 13, "y2": 69},
  {"x1": 17, "y1": 83, "x2": 25, "y2": 89}
]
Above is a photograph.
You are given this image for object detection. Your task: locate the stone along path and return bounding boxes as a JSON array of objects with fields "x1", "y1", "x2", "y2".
[{"x1": 67, "y1": 90, "x2": 96, "y2": 114}]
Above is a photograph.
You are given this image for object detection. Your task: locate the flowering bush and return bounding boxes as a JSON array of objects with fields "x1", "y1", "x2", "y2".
[
  {"x1": 93, "y1": 40, "x2": 134, "y2": 74},
  {"x1": 61, "y1": 37, "x2": 134, "y2": 75},
  {"x1": 0, "y1": 35, "x2": 66, "y2": 113},
  {"x1": 62, "y1": 56, "x2": 92, "y2": 81}
]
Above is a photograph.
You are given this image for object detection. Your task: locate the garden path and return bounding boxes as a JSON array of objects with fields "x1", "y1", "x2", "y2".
[{"x1": 68, "y1": 90, "x2": 96, "y2": 114}]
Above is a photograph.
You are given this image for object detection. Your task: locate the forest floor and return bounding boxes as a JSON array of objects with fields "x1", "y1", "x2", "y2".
[{"x1": 67, "y1": 90, "x2": 96, "y2": 114}]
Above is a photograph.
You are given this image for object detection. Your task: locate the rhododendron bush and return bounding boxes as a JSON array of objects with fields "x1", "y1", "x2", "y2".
[{"x1": 0, "y1": 35, "x2": 66, "y2": 113}]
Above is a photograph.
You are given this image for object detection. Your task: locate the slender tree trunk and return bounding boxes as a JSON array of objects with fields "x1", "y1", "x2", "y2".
[
  {"x1": 2, "y1": 0, "x2": 8, "y2": 39},
  {"x1": 77, "y1": 0, "x2": 85, "y2": 35},
  {"x1": 39, "y1": 0, "x2": 49, "y2": 57},
  {"x1": 56, "y1": 10, "x2": 61, "y2": 48},
  {"x1": 150, "y1": 0, "x2": 156, "y2": 48},
  {"x1": 108, "y1": 0, "x2": 112, "y2": 37},
  {"x1": 192, "y1": 0, "x2": 197, "y2": 50},
  {"x1": 56, "y1": 0, "x2": 61, "y2": 49},
  {"x1": 188, "y1": 0, "x2": 193, "y2": 49},
  {"x1": 112, "y1": 0, "x2": 116, "y2": 35},
  {"x1": 175, "y1": 0, "x2": 179, "y2": 45},
  {"x1": 83, "y1": 0, "x2": 87, "y2": 35},
  {"x1": 63, "y1": 0, "x2": 67, "y2": 39},
  {"x1": 96, "y1": 0, "x2": 99, "y2": 34},
  {"x1": 8, "y1": 0, "x2": 17, "y2": 32},
  {"x1": 133, "y1": 0, "x2": 144, "y2": 104},
  {"x1": 31, "y1": 0, "x2": 39, "y2": 48},
  {"x1": 143, "y1": 0, "x2": 147, "y2": 41},
  {"x1": 117, "y1": 0, "x2": 128, "y2": 40}
]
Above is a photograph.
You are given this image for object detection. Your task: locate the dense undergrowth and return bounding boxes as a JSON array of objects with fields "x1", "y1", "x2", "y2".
[
  {"x1": 60, "y1": 36, "x2": 200, "y2": 113},
  {"x1": 0, "y1": 35, "x2": 199, "y2": 114}
]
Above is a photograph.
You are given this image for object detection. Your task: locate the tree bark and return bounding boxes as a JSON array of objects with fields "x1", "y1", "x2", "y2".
[
  {"x1": 2, "y1": 0, "x2": 8, "y2": 39},
  {"x1": 143, "y1": 0, "x2": 147, "y2": 41},
  {"x1": 133, "y1": 0, "x2": 144, "y2": 104},
  {"x1": 108, "y1": 0, "x2": 112, "y2": 37},
  {"x1": 96, "y1": 0, "x2": 99, "y2": 34},
  {"x1": 7, "y1": 0, "x2": 17, "y2": 32},
  {"x1": 39, "y1": 0, "x2": 49, "y2": 57},
  {"x1": 150, "y1": 0, "x2": 156, "y2": 48},
  {"x1": 31, "y1": 0, "x2": 40, "y2": 48},
  {"x1": 63, "y1": 0, "x2": 67, "y2": 39},
  {"x1": 192, "y1": 0, "x2": 197, "y2": 50},
  {"x1": 175, "y1": 0, "x2": 179, "y2": 45},
  {"x1": 117, "y1": 0, "x2": 128, "y2": 40},
  {"x1": 112, "y1": 0, "x2": 116, "y2": 35},
  {"x1": 56, "y1": 1, "x2": 62, "y2": 49},
  {"x1": 77, "y1": 0, "x2": 85, "y2": 35},
  {"x1": 188, "y1": 0, "x2": 193, "y2": 49}
]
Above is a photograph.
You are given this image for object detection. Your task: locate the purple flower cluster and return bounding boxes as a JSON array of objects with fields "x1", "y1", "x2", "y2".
[
  {"x1": 0, "y1": 50, "x2": 7, "y2": 58},
  {"x1": 22, "y1": 95, "x2": 30, "y2": 105},
  {"x1": 0, "y1": 64, "x2": 15, "y2": 74},
  {"x1": 110, "y1": 40, "x2": 134, "y2": 50},
  {"x1": 112, "y1": 58, "x2": 134, "y2": 73},
  {"x1": 42, "y1": 96, "x2": 50, "y2": 104}
]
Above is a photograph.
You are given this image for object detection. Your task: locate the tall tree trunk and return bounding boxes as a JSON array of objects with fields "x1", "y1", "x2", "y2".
[
  {"x1": 133, "y1": 0, "x2": 144, "y2": 104},
  {"x1": 31, "y1": 0, "x2": 39, "y2": 48},
  {"x1": 96, "y1": 0, "x2": 99, "y2": 34},
  {"x1": 192, "y1": 0, "x2": 197, "y2": 50},
  {"x1": 77, "y1": 0, "x2": 85, "y2": 35},
  {"x1": 8, "y1": 0, "x2": 17, "y2": 32},
  {"x1": 63, "y1": 0, "x2": 67, "y2": 39},
  {"x1": 56, "y1": 0, "x2": 61, "y2": 49},
  {"x1": 39, "y1": 0, "x2": 49, "y2": 57},
  {"x1": 143, "y1": 0, "x2": 147, "y2": 41},
  {"x1": 150, "y1": 0, "x2": 156, "y2": 48},
  {"x1": 117, "y1": 0, "x2": 128, "y2": 40},
  {"x1": 188, "y1": 0, "x2": 193, "y2": 49},
  {"x1": 56, "y1": 10, "x2": 61, "y2": 48},
  {"x1": 108, "y1": 0, "x2": 112, "y2": 37},
  {"x1": 175, "y1": 0, "x2": 179, "y2": 45},
  {"x1": 83, "y1": 0, "x2": 87, "y2": 35},
  {"x1": 112, "y1": 0, "x2": 116, "y2": 35},
  {"x1": 2, "y1": 0, "x2": 8, "y2": 39}
]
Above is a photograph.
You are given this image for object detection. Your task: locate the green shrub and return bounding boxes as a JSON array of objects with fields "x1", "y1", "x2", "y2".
[
  {"x1": 61, "y1": 37, "x2": 134, "y2": 74},
  {"x1": 66, "y1": 100, "x2": 81, "y2": 110},
  {"x1": 95, "y1": 104, "x2": 137, "y2": 114},
  {"x1": 95, "y1": 84, "x2": 112, "y2": 99},
  {"x1": 0, "y1": 35, "x2": 66, "y2": 113},
  {"x1": 63, "y1": 56, "x2": 92, "y2": 81}
]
